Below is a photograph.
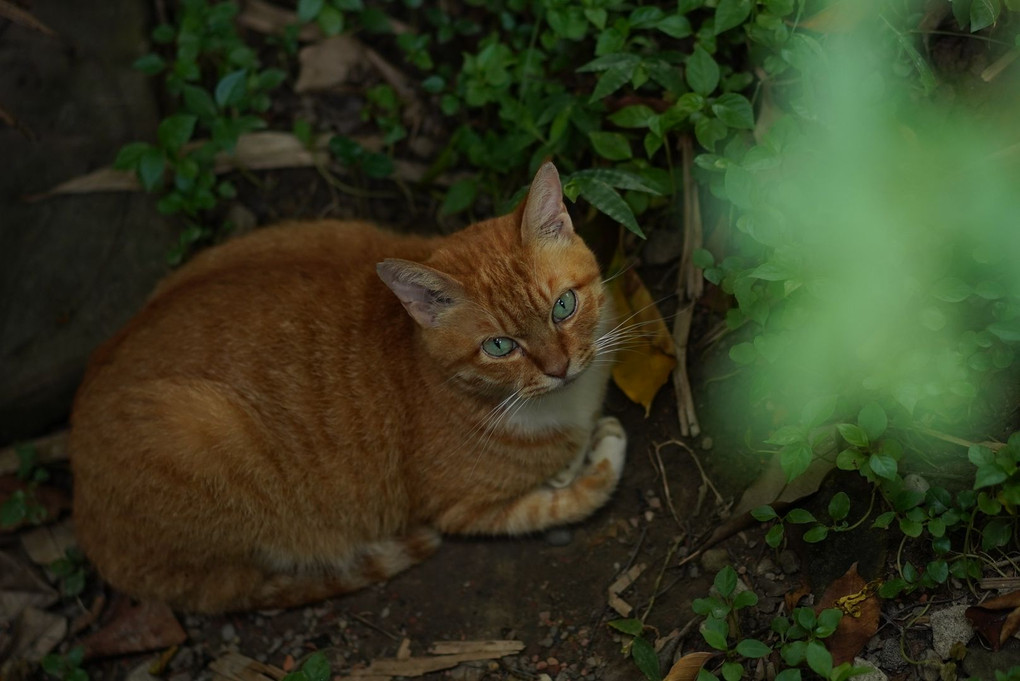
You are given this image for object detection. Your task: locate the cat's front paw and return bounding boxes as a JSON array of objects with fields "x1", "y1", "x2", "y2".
[{"x1": 588, "y1": 416, "x2": 626, "y2": 478}]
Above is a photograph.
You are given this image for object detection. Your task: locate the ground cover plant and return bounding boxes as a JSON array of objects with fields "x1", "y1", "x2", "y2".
[{"x1": 4, "y1": 0, "x2": 1020, "y2": 679}]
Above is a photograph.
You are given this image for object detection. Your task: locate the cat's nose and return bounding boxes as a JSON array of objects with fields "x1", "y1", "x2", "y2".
[{"x1": 543, "y1": 357, "x2": 569, "y2": 380}]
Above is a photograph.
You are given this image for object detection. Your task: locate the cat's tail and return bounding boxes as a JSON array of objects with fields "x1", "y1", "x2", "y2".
[{"x1": 173, "y1": 527, "x2": 441, "y2": 613}]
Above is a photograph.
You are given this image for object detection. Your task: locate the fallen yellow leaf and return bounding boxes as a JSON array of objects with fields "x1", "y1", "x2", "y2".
[
  {"x1": 606, "y1": 255, "x2": 676, "y2": 416},
  {"x1": 663, "y1": 651, "x2": 718, "y2": 681}
]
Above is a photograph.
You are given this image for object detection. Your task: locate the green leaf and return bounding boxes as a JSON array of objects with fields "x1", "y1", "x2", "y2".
[
  {"x1": 62, "y1": 569, "x2": 86, "y2": 596},
  {"x1": 133, "y1": 53, "x2": 165, "y2": 76},
  {"x1": 632, "y1": 636, "x2": 662, "y2": 681},
  {"x1": 361, "y1": 152, "x2": 394, "y2": 178},
  {"x1": 157, "y1": 114, "x2": 198, "y2": 152},
  {"x1": 836, "y1": 423, "x2": 869, "y2": 449},
  {"x1": 0, "y1": 495, "x2": 26, "y2": 527},
  {"x1": 113, "y1": 142, "x2": 152, "y2": 170},
  {"x1": 978, "y1": 491, "x2": 1002, "y2": 514},
  {"x1": 858, "y1": 403, "x2": 888, "y2": 441},
  {"x1": 805, "y1": 641, "x2": 833, "y2": 678},
  {"x1": 927, "y1": 517, "x2": 946, "y2": 538},
  {"x1": 215, "y1": 69, "x2": 249, "y2": 108},
  {"x1": 590, "y1": 62, "x2": 637, "y2": 101},
  {"x1": 318, "y1": 5, "x2": 345, "y2": 35},
  {"x1": 780, "y1": 443, "x2": 812, "y2": 482},
  {"x1": 440, "y1": 178, "x2": 478, "y2": 215},
  {"x1": 774, "y1": 670, "x2": 801, "y2": 681},
  {"x1": 301, "y1": 652, "x2": 330, "y2": 681},
  {"x1": 974, "y1": 464, "x2": 1008, "y2": 489},
  {"x1": 138, "y1": 148, "x2": 167, "y2": 191},
  {"x1": 608, "y1": 618, "x2": 644, "y2": 636},
  {"x1": 694, "y1": 116, "x2": 727, "y2": 152},
  {"x1": 926, "y1": 559, "x2": 949, "y2": 584},
  {"x1": 801, "y1": 395, "x2": 837, "y2": 427},
  {"x1": 899, "y1": 517, "x2": 924, "y2": 538},
  {"x1": 575, "y1": 178, "x2": 645, "y2": 237},
  {"x1": 982, "y1": 518, "x2": 1012, "y2": 550},
  {"x1": 182, "y1": 85, "x2": 218, "y2": 119},
  {"x1": 721, "y1": 661, "x2": 741, "y2": 681},
  {"x1": 657, "y1": 15, "x2": 693, "y2": 38},
  {"x1": 970, "y1": 0, "x2": 1001, "y2": 31},
  {"x1": 735, "y1": 638, "x2": 771, "y2": 658},
  {"x1": 786, "y1": 508, "x2": 816, "y2": 524},
  {"x1": 828, "y1": 492, "x2": 850, "y2": 522},
  {"x1": 732, "y1": 590, "x2": 758, "y2": 610},
  {"x1": 701, "y1": 617, "x2": 730, "y2": 651},
  {"x1": 609, "y1": 105, "x2": 657, "y2": 128},
  {"x1": 715, "y1": 0, "x2": 753, "y2": 34},
  {"x1": 868, "y1": 454, "x2": 898, "y2": 481},
  {"x1": 751, "y1": 505, "x2": 778, "y2": 522},
  {"x1": 589, "y1": 131, "x2": 633, "y2": 161},
  {"x1": 765, "y1": 523, "x2": 784, "y2": 548},
  {"x1": 729, "y1": 342, "x2": 756, "y2": 365},
  {"x1": 567, "y1": 168, "x2": 663, "y2": 194},
  {"x1": 803, "y1": 525, "x2": 828, "y2": 543},
  {"x1": 711, "y1": 93, "x2": 754, "y2": 129},
  {"x1": 879, "y1": 578, "x2": 908, "y2": 598},
  {"x1": 297, "y1": 0, "x2": 324, "y2": 22},
  {"x1": 872, "y1": 511, "x2": 895, "y2": 531},
  {"x1": 714, "y1": 566, "x2": 738, "y2": 598},
  {"x1": 686, "y1": 47, "x2": 719, "y2": 95},
  {"x1": 816, "y1": 608, "x2": 842, "y2": 636},
  {"x1": 968, "y1": 445, "x2": 996, "y2": 467}
]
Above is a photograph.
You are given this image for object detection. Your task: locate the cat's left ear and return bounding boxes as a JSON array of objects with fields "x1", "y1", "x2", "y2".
[
  {"x1": 377, "y1": 259, "x2": 465, "y2": 328},
  {"x1": 522, "y1": 162, "x2": 575, "y2": 243}
]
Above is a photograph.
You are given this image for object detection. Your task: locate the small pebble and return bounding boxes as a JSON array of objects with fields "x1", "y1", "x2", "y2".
[
  {"x1": 544, "y1": 528, "x2": 574, "y2": 546},
  {"x1": 221, "y1": 623, "x2": 236, "y2": 642}
]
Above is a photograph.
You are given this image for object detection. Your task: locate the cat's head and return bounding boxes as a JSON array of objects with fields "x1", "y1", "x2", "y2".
[{"x1": 377, "y1": 162, "x2": 608, "y2": 399}]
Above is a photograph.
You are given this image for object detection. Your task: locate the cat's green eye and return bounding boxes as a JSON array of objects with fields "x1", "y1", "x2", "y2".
[
  {"x1": 482, "y1": 337, "x2": 517, "y2": 358},
  {"x1": 552, "y1": 289, "x2": 577, "y2": 323}
]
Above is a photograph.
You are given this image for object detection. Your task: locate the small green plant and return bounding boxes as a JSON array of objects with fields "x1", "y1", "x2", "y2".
[
  {"x1": 0, "y1": 444, "x2": 49, "y2": 528},
  {"x1": 607, "y1": 617, "x2": 663, "y2": 681},
  {"x1": 690, "y1": 568, "x2": 857, "y2": 681},
  {"x1": 116, "y1": 0, "x2": 286, "y2": 263},
  {"x1": 41, "y1": 645, "x2": 87, "y2": 681},
  {"x1": 281, "y1": 651, "x2": 331, "y2": 681},
  {"x1": 50, "y1": 547, "x2": 89, "y2": 598}
]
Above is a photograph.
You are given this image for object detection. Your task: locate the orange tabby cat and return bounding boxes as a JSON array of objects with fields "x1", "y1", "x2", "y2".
[{"x1": 69, "y1": 162, "x2": 627, "y2": 613}]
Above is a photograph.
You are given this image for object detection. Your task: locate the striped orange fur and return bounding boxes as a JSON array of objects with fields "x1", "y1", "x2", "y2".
[{"x1": 69, "y1": 163, "x2": 627, "y2": 613}]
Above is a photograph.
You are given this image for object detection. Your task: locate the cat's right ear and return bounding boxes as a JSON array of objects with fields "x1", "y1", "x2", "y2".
[
  {"x1": 376, "y1": 259, "x2": 465, "y2": 328},
  {"x1": 522, "y1": 161, "x2": 575, "y2": 244}
]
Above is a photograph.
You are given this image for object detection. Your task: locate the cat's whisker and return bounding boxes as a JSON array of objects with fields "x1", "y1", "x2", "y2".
[{"x1": 600, "y1": 261, "x2": 635, "y2": 285}]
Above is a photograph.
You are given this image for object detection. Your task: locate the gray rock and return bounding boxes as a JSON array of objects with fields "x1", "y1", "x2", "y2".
[
  {"x1": 0, "y1": 1, "x2": 177, "y2": 443},
  {"x1": 929, "y1": 604, "x2": 973, "y2": 660},
  {"x1": 700, "y1": 548, "x2": 730, "y2": 574},
  {"x1": 778, "y1": 550, "x2": 800, "y2": 574},
  {"x1": 544, "y1": 528, "x2": 574, "y2": 546},
  {"x1": 850, "y1": 658, "x2": 887, "y2": 681}
]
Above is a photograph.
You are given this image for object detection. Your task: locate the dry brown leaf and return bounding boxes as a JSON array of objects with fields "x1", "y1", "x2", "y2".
[
  {"x1": 27, "y1": 166, "x2": 140, "y2": 198},
  {"x1": 607, "y1": 258, "x2": 676, "y2": 416},
  {"x1": 663, "y1": 652, "x2": 718, "y2": 681},
  {"x1": 607, "y1": 563, "x2": 646, "y2": 617},
  {"x1": 81, "y1": 599, "x2": 186, "y2": 659},
  {"x1": 784, "y1": 578, "x2": 812, "y2": 614},
  {"x1": 236, "y1": 0, "x2": 321, "y2": 42},
  {"x1": 0, "y1": 551, "x2": 59, "y2": 621},
  {"x1": 295, "y1": 35, "x2": 366, "y2": 93},
  {"x1": 0, "y1": 0, "x2": 57, "y2": 36},
  {"x1": 428, "y1": 641, "x2": 524, "y2": 656},
  {"x1": 8, "y1": 607, "x2": 67, "y2": 662},
  {"x1": 797, "y1": 0, "x2": 877, "y2": 33},
  {"x1": 209, "y1": 651, "x2": 286, "y2": 681},
  {"x1": 20, "y1": 519, "x2": 76, "y2": 566},
  {"x1": 815, "y1": 563, "x2": 880, "y2": 665},
  {"x1": 966, "y1": 589, "x2": 1020, "y2": 650}
]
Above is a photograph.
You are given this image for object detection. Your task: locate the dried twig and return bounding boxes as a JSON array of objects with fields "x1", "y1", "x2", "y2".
[
  {"x1": 0, "y1": 0, "x2": 57, "y2": 36},
  {"x1": 650, "y1": 442, "x2": 681, "y2": 527},
  {"x1": 671, "y1": 134, "x2": 703, "y2": 437}
]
